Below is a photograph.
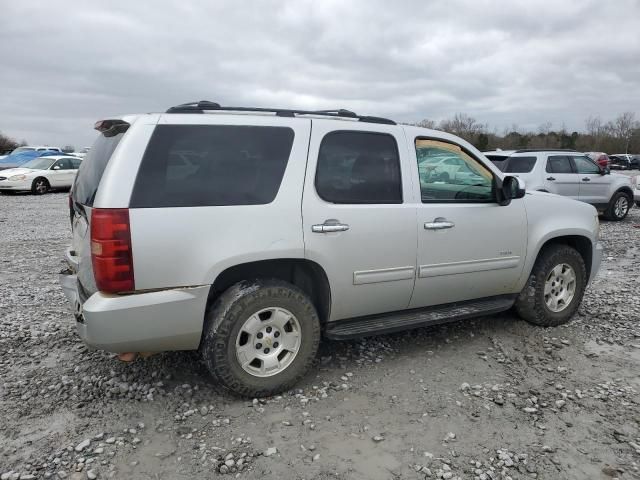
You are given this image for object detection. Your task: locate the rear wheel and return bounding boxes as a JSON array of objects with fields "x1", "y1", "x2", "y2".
[
  {"x1": 604, "y1": 191, "x2": 631, "y2": 221},
  {"x1": 515, "y1": 244, "x2": 586, "y2": 327},
  {"x1": 31, "y1": 177, "x2": 50, "y2": 195},
  {"x1": 200, "y1": 279, "x2": 321, "y2": 397}
]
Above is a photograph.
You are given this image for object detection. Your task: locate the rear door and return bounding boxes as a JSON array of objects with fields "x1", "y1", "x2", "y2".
[
  {"x1": 302, "y1": 120, "x2": 417, "y2": 321},
  {"x1": 544, "y1": 155, "x2": 580, "y2": 199},
  {"x1": 572, "y1": 154, "x2": 609, "y2": 204}
]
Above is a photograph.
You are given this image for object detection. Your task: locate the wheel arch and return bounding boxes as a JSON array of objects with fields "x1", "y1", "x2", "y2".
[
  {"x1": 207, "y1": 258, "x2": 331, "y2": 325},
  {"x1": 613, "y1": 186, "x2": 634, "y2": 199},
  {"x1": 532, "y1": 235, "x2": 593, "y2": 282}
]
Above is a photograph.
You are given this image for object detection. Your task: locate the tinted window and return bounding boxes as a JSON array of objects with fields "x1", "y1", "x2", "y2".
[
  {"x1": 130, "y1": 125, "x2": 294, "y2": 208},
  {"x1": 73, "y1": 131, "x2": 126, "y2": 206},
  {"x1": 70, "y1": 158, "x2": 82, "y2": 169},
  {"x1": 315, "y1": 131, "x2": 402, "y2": 204},
  {"x1": 546, "y1": 156, "x2": 573, "y2": 174},
  {"x1": 503, "y1": 156, "x2": 536, "y2": 173},
  {"x1": 415, "y1": 139, "x2": 494, "y2": 202},
  {"x1": 572, "y1": 155, "x2": 601, "y2": 174}
]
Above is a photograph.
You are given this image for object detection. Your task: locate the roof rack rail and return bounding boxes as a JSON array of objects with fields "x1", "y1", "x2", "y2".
[
  {"x1": 165, "y1": 101, "x2": 396, "y2": 125},
  {"x1": 513, "y1": 148, "x2": 579, "y2": 153}
]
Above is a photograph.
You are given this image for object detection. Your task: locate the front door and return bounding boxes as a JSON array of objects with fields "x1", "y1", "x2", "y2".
[
  {"x1": 572, "y1": 154, "x2": 610, "y2": 205},
  {"x1": 302, "y1": 121, "x2": 417, "y2": 321},
  {"x1": 543, "y1": 155, "x2": 580, "y2": 199},
  {"x1": 408, "y1": 136, "x2": 527, "y2": 308}
]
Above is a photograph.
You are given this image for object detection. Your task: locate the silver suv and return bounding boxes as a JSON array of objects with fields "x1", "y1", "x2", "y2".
[
  {"x1": 484, "y1": 149, "x2": 634, "y2": 221},
  {"x1": 60, "y1": 102, "x2": 603, "y2": 397}
]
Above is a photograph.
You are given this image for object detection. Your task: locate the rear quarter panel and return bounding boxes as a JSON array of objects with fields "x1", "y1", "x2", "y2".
[{"x1": 127, "y1": 115, "x2": 312, "y2": 290}]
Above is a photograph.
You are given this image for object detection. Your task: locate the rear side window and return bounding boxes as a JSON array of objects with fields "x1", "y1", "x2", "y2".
[
  {"x1": 546, "y1": 156, "x2": 573, "y2": 174},
  {"x1": 315, "y1": 131, "x2": 402, "y2": 204},
  {"x1": 73, "y1": 131, "x2": 126, "y2": 206},
  {"x1": 130, "y1": 125, "x2": 294, "y2": 208},
  {"x1": 503, "y1": 156, "x2": 536, "y2": 173}
]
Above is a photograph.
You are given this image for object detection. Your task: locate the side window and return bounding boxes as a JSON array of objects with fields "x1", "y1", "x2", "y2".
[
  {"x1": 70, "y1": 158, "x2": 82, "y2": 169},
  {"x1": 572, "y1": 155, "x2": 601, "y2": 174},
  {"x1": 315, "y1": 131, "x2": 402, "y2": 204},
  {"x1": 130, "y1": 125, "x2": 295, "y2": 208},
  {"x1": 53, "y1": 159, "x2": 72, "y2": 170},
  {"x1": 415, "y1": 139, "x2": 494, "y2": 202},
  {"x1": 546, "y1": 156, "x2": 573, "y2": 174},
  {"x1": 503, "y1": 156, "x2": 537, "y2": 173}
]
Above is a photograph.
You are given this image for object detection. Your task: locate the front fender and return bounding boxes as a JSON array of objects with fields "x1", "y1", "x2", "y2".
[{"x1": 517, "y1": 192, "x2": 599, "y2": 290}]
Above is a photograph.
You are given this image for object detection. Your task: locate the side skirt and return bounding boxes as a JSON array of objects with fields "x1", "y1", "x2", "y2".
[{"x1": 324, "y1": 295, "x2": 517, "y2": 340}]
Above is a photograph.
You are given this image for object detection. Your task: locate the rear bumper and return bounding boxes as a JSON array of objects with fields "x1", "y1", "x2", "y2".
[
  {"x1": 59, "y1": 269, "x2": 209, "y2": 353},
  {"x1": 590, "y1": 241, "x2": 603, "y2": 284}
]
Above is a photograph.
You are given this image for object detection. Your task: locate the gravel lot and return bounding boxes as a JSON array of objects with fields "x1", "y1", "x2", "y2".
[{"x1": 1, "y1": 183, "x2": 639, "y2": 480}]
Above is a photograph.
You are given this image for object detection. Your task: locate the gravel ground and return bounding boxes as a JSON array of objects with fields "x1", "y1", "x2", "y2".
[{"x1": 1, "y1": 183, "x2": 639, "y2": 480}]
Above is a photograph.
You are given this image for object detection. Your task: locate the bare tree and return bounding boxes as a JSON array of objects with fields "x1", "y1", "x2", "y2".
[
  {"x1": 439, "y1": 113, "x2": 486, "y2": 142},
  {"x1": 612, "y1": 112, "x2": 636, "y2": 153},
  {"x1": 0, "y1": 131, "x2": 22, "y2": 153},
  {"x1": 416, "y1": 119, "x2": 437, "y2": 129}
]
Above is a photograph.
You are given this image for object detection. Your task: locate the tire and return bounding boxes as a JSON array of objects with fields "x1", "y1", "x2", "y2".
[
  {"x1": 514, "y1": 244, "x2": 586, "y2": 327},
  {"x1": 200, "y1": 279, "x2": 321, "y2": 397},
  {"x1": 603, "y1": 191, "x2": 631, "y2": 221},
  {"x1": 31, "y1": 177, "x2": 50, "y2": 195}
]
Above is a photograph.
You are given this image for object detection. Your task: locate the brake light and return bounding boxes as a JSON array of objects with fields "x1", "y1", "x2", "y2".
[{"x1": 91, "y1": 208, "x2": 134, "y2": 293}]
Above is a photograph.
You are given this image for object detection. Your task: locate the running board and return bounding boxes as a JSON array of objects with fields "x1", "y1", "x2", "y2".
[{"x1": 324, "y1": 295, "x2": 516, "y2": 340}]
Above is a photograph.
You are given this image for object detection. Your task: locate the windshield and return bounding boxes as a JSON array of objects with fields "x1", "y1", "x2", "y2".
[
  {"x1": 21, "y1": 157, "x2": 56, "y2": 170},
  {"x1": 12, "y1": 147, "x2": 36, "y2": 154}
]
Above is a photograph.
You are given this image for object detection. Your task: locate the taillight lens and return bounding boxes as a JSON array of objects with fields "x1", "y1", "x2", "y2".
[{"x1": 91, "y1": 208, "x2": 134, "y2": 293}]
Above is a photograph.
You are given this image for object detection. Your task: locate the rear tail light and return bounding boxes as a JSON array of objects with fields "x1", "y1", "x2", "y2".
[{"x1": 90, "y1": 208, "x2": 134, "y2": 293}]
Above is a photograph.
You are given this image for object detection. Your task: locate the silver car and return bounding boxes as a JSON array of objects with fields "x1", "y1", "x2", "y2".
[
  {"x1": 485, "y1": 149, "x2": 634, "y2": 221},
  {"x1": 60, "y1": 103, "x2": 603, "y2": 397}
]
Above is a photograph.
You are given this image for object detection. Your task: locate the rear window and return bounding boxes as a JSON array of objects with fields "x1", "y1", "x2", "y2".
[
  {"x1": 503, "y1": 156, "x2": 536, "y2": 173},
  {"x1": 72, "y1": 131, "x2": 126, "y2": 206},
  {"x1": 129, "y1": 125, "x2": 294, "y2": 208}
]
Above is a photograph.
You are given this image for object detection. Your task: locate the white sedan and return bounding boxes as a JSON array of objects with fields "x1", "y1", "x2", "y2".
[{"x1": 0, "y1": 155, "x2": 82, "y2": 194}]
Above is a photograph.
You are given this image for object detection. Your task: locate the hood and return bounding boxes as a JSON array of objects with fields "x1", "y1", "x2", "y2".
[{"x1": 0, "y1": 167, "x2": 36, "y2": 177}]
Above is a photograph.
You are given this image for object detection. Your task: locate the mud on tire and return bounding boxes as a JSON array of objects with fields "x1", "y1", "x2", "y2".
[
  {"x1": 514, "y1": 244, "x2": 587, "y2": 327},
  {"x1": 200, "y1": 279, "x2": 321, "y2": 397}
]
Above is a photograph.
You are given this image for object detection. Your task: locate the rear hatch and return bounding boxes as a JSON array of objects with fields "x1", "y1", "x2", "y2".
[{"x1": 69, "y1": 122, "x2": 129, "y2": 300}]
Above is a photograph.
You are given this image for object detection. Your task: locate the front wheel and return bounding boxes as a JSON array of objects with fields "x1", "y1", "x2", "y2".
[
  {"x1": 604, "y1": 192, "x2": 631, "y2": 221},
  {"x1": 515, "y1": 245, "x2": 586, "y2": 327},
  {"x1": 31, "y1": 177, "x2": 50, "y2": 195},
  {"x1": 200, "y1": 279, "x2": 321, "y2": 397}
]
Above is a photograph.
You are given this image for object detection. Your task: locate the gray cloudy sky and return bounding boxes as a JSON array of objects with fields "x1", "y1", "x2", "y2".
[{"x1": 1, "y1": 0, "x2": 639, "y2": 147}]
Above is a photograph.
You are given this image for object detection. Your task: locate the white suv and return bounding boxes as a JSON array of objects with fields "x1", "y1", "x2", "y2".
[
  {"x1": 484, "y1": 149, "x2": 634, "y2": 221},
  {"x1": 60, "y1": 102, "x2": 603, "y2": 397}
]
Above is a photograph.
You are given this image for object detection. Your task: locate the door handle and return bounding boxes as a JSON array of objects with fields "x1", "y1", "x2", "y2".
[
  {"x1": 546, "y1": 176, "x2": 556, "y2": 181},
  {"x1": 424, "y1": 217, "x2": 455, "y2": 230},
  {"x1": 312, "y1": 220, "x2": 350, "y2": 233},
  {"x1": 582, "y1": 177, "x2": 591, "y2": 181}
]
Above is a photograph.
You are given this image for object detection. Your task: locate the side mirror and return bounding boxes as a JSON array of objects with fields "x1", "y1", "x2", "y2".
[
  {"x1": 496, "y1": 175, "x2": 525, "y2": 206},
  {"x1": 601, "y1": 166, "x2": 610, "y2": 175},
  {"x1": 52, "y1": 165, "x2": 60, "y2": 170}
]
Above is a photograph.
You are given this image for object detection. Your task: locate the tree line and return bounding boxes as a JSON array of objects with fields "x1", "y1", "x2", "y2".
[
  {"x1": 413, "y1": 112, "x2": 640, "y2": 154},
  {"x1": 0, "y1": 131, "x2": 26, "y2": 154}
]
